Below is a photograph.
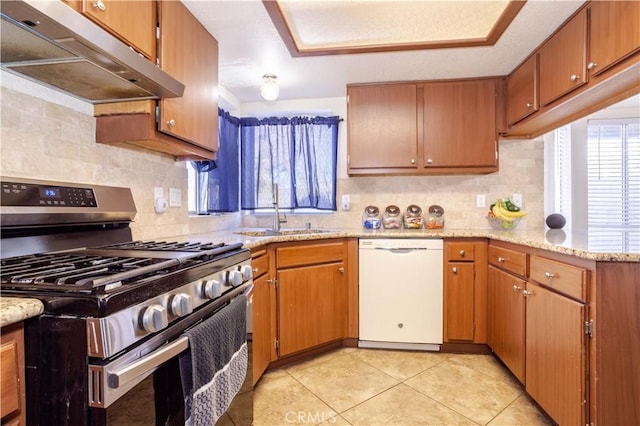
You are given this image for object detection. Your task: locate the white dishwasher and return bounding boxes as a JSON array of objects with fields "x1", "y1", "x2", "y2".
[{"x1": 359, "y1": 238, "x2": 443, "y2": 351}]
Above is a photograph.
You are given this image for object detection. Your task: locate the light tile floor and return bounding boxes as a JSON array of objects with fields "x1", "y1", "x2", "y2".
[{"x1": 254, "y1": 348, "x2": 555, "y2": 425}]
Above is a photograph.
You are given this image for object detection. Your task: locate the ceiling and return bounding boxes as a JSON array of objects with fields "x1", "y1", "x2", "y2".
[{"x1": 184, "y1": 0, "x2": 586, "y2": 104}]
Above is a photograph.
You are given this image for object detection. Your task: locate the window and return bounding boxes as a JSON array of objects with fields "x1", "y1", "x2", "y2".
[
  {"x1": 189, "y1": 112, "x2": 340, "y2": 214},
  {"x1": 545, "y1": 124, "x2": 572, "y2": 224},
  {"x1": 587, "y1": 119, "x2": 640, "y2": 251},
  {"x1": 240, "y1": 116, "x2": 340, "y2": 211}
]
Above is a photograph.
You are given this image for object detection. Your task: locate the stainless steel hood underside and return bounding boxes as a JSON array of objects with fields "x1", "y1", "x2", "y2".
[{"x1": 0, "y1": 0, "x2": 185, "y2": 104}]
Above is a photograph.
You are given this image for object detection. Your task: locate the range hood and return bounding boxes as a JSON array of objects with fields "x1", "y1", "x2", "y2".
[{"x1": 0, "y1": 0, "x2": 185, "y2": 104}]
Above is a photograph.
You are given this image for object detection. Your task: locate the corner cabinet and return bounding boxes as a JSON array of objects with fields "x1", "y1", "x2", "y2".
[
  {"x1": 506, "y1": 54, "x2": 538, "y2": 126},
  {"x1": 275, "y1": 240, "x2": 348, "y2": 357},
  {"x1": 347, "y1": 78, "x2": 501, "y2": 176},
  {"x1": 443, "y1": 239, "x2": 487, "y2": 344},
  {"x1": 95, "y1": 1, "x2": 219, "y2": 160}
]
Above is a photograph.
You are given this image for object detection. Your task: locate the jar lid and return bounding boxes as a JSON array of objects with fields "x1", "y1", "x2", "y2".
[
  {"x1": 385, "y1": 205, "x2": 400, "y2": 216},
  {"x1": 364, "y1": 205, "x2": 379, "y2": 216},
  {"x1": 428, "y1": 205, "x2": 444, "y2": 217},
  {"x1": 406, "y1": 204, "x2": 422, "y2": 215}
]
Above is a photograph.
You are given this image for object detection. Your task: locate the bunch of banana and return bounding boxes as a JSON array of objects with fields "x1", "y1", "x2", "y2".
[{"x1": 489, "y1": 198, "x2": 527, "y2": 222}]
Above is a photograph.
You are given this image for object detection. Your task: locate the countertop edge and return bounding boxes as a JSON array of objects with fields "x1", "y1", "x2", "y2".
[{"x1": 1, "y1": 297, "x2": 44, "y2": 328}]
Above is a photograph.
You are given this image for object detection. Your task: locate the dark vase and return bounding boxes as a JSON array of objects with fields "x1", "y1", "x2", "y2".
[{"x1": 545, "y1": 213, "x2": 566, "y2": 229}]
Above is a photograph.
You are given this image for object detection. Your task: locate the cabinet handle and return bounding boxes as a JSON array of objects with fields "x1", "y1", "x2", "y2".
[
  {"x1": 410, "y1": 158, "x2": 416, "y2": 165},
  {"x1": 253, "y1": 267, "x2": 259, "y2": 273},
  {"x1": 93, "y1": 0, "x2": 106, "y2": 11},
  {"x1": 570, "y1": 74, "x2": 580, "y2": 82},
  {"x1": 452, "y1": 267, "x2": 458, "y2": 274},
  {"x1": 426, "y1": 158, "x2": 433, "y2": 165},
  {"x1": 544, "y1": 272, "x2": 556, "y2": 279},
  {"x1": 512, "y1": 284, "x2": 521, "y2": 292},
  {"x1": 522, "y1": 290, "x2": 532, "y2": 297},
  {"x1": 167, "y1": 119, "x2": 176, "y2": 127},
  {"x1": 497, "y1": 256, "x2": 508, "y2": 263},
  {"x1": 526, "y1": 103, "x2": 534, "y2": 108},
  {"x1": 459, "y1": 250, "x2": 465, "y2": 257},
  {"x1": 587, "y1": 62, "x2": 598, "y2": 70},
  {"x1": 338, "y1": 267, "x2": 345, "y2": 273}
]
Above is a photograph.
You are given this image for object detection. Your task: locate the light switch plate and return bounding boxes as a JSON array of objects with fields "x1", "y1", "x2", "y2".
[
  {"x1": 476, "y1": 194, "x2": 486, "y2": 208},
  {"x1": 169, "y1": 188, "x2": 182, "y2": 207}
]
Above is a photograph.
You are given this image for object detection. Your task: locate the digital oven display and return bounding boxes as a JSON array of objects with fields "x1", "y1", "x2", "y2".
[{"x1": 40, "y1": 188, "x2": 61, "y2": 199}]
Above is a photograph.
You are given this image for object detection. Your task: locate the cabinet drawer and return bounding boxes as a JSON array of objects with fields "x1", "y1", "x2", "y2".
[
  {"x1": 530, "y1": 256, "x2": 587, "y2": 302},
  {"x1": 277, "y1": 241, "x2": 344, "y2": 268},
  {"x1": 446, "y1": 242, "x2": 475, "y2": 261},
  {"x1": 251, "y1": 253, "x2": 269, "y2": 279},
  {"x1": 488, "y1": 245, "x2": 527, "y2": 277}
]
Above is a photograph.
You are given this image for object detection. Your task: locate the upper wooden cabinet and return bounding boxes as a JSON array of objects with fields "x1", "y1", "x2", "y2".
[
  {"x1": 65, "y1": 0, "x2": 156, "y2": 60},
  {"x1": 538, "y1": 8, "x2": 588, "y2": 107},
  {"x1": 507, "y1": 54, "x2": 538, "y2": 126},
  {"x1": 95, "y1": 1, "x2": 219, "y2": 160},
  {"x1": 347, "y1": 79, "x2": 500, "y2": 175},
  {"x1": 347, "y1": 84, "x2": 418, "y2": 170},
  {"x1": 588, "y1": 1, "x2": 640, "y2": 77},
  {"x1": 421, "y1": 79, "x2": 498, "y2": 170},
  {"x1": 158, "y1": 1, "x2": 218, "y2": 152}
]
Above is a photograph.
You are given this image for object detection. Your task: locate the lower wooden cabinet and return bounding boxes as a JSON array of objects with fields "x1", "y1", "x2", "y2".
[
  {"x1": 443, "y1": 239, "x2": 487, "y2": 344},
  {"x1": 525, "y1": 282, "x2": 587, "y2": 425},
  {"x1": 487, "y1": 265, "x2": 526, "y2": 383},
  {"x1": 1, "y1": 323, "x2": 26, "y2": 426},
  {"x1": 277, "y1": 261, "x2": 347, "y2": 356},
  {"x1": 251, "y1": 248, "x2": 274, "y2": 385}
]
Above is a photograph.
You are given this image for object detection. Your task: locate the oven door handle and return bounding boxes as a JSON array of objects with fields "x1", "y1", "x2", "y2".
[{"x1": 108, "y1": 336, "x2": 189, "y2": 389}]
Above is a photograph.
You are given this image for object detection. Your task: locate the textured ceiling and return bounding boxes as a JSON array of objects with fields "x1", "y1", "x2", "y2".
[
  {"x1": 276, "y1": 0, "x2": 512, "y2": 49},
  {"x1": 183, "y1": 0, "x2": 586, "y2": 104}
]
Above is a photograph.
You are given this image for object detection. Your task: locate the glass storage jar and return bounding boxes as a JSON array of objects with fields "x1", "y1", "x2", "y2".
[
  {"x1": 382, "y1": 205, "x2": 403, "y2": 229},
  {"x1": 403, "y1": 204, "x2": 423, "y2": 229},
  {"x1": 362, "y1": 205, "x2": 382, "y2": 229},
  {"x1": 425, "y1": 204, "x2": 445, "y2": 229}
]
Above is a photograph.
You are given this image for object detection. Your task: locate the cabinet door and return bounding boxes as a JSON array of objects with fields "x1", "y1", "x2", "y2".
[
  {"x1": 79, "y1": 0, "x2": 156, "y2": 60},
  {"x1": 252, "y1": 273, "x2": 273, "y2": 385},
  {"x1": 347, "y1": 84, "x2": 418, "y2": 170},
  {"x1": 589, "y1": 1, "x2": 640, "y2": 77},
  {"x1": 507, "y1": 55, "x2": 538, "y2": 125},
  {"x1": 422, "y1": 79, "x2": 497, "y2": 168},
  {"x1": 159, "y1": 1, "x2": 218, "y2": 152},
  {"x1": 525, "y1": 282, "x2": 587, "y2": 426},
  {"x1": 277, "y1": 263, "x2": 346, "y2": 357},
  {"x1": 444, "y1": 262, "x2": 475, "y2": 342},
  {"x1": 488, "y1": 266, "x2": 525, "y2": 383},
  {"x1": 539, "y1": 8, "x2": 587, "y2": 106}
]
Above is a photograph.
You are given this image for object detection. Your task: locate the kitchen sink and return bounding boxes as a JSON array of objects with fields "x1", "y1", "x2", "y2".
[{"x1": 234, "y1": 229, "x2": 336, "y2": 237}]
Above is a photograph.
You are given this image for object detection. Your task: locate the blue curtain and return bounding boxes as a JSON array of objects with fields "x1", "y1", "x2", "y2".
[
  {"x1": 192, "y1": 109, "x2": 240, "y2": 212},
  {"x1": 240, "y1": 116, "x2": 340, "y2": 210}
]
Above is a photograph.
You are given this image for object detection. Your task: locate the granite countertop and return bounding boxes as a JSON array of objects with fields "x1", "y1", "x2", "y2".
[
  {"x1": 190, "y1": 227, "x2": 640, "y2": 262},
  {"x1": 0, "y1": 297, "x2": 44, "y2": 328}
]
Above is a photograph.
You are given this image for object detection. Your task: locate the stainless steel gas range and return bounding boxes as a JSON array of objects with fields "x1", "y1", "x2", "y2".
[{"x1": 0, "y1": 177, "x2": 253, "y2": 426}]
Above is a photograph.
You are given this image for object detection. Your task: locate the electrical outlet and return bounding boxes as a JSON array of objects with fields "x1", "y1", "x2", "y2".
[
  {"x1": 512, "y1": 193, "x2": 523, "y2": 207},
  {"x1": 341, "y1": 194, "x2": 350, "y2": 211},
  {"x1": 476, "y1": 194, "x2": 486, "y2": 208},
  {"x1": 154, "y1": 187, "x2": 163, "y2": 200}
]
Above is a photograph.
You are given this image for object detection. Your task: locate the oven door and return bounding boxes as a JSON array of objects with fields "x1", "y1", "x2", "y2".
[{"x1": 88, "y1": 283, "x2": 253, "y2": 426}]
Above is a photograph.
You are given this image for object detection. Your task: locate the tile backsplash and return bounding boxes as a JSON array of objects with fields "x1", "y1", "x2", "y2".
[{"x1": 1, "y1": 86, "x2": 544, "y2": 240}]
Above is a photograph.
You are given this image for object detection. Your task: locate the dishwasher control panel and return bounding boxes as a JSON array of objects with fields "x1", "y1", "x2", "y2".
[{"x1": 359, "y1": 238, "x2": 443, "y2": 250}]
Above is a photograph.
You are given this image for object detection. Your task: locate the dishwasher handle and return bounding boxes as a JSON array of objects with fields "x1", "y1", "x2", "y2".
[{"x1": 374, "y1": 247, "x2": 429, "y2": 253}]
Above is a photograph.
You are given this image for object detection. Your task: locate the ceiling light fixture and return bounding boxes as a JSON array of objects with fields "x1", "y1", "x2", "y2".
[{"x1": 260, "y1": 73, "x2": 279, "y2": 101}]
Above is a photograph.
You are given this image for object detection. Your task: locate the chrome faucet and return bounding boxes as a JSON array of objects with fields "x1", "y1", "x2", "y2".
[{"x1": 271, "y1": 184, "x2": 287, "y2": 233}]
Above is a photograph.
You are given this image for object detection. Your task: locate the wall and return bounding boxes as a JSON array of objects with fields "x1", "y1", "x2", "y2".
[
  {"x1": 0, "y1": 80, "x2": 240, "y2": 240},
  {"x1": 240, "y1": 98, "x2": 545, "y2": 230}
]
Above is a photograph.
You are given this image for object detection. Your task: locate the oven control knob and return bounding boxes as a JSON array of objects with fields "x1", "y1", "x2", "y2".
[
  {"x1": 170, "y1": 293, "x2": 193, "y2": 317},
  {"x1": 227, "y1": 270, "x2": 243, "y2": 287},
  {"x1": 240, "y1": 264, "x2": 253, "y2": 280},
  {"x1": 140, "y1": 304, "x2": 168, "y2": 333},
  {"x1": 202, "y1": 279, "x2": 221, "y2": 299}
]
